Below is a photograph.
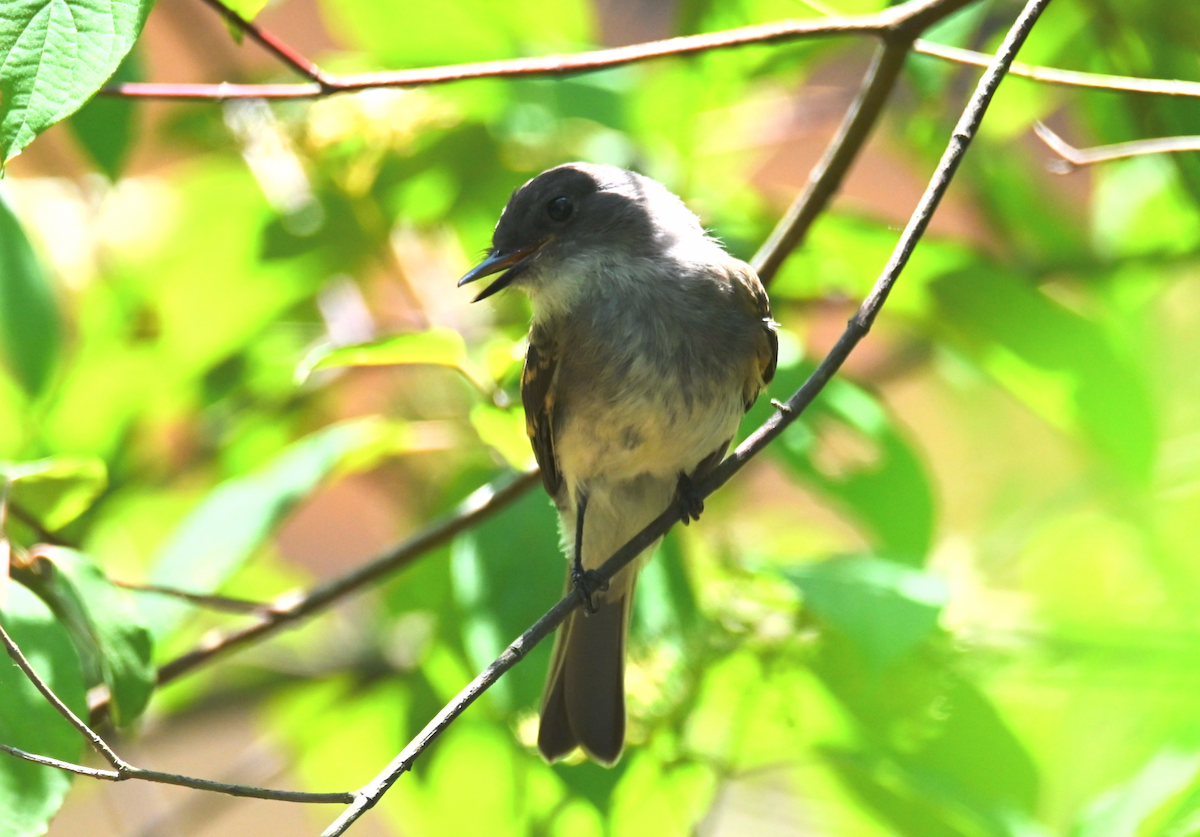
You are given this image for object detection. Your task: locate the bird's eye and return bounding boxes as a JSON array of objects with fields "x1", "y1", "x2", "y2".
[{"x1": 546, "y1": 196, "x2": 573, "y2": 222}]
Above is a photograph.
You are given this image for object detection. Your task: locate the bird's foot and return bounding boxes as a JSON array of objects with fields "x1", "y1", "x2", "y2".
[
  {"x1": 571, "y1": 566, "x2": 608, "y2": 614},
  {"x1": 676, "y1": 472, "x2": 705, "y2": 524}
]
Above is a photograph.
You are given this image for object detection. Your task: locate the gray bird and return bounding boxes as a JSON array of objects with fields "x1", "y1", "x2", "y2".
[{"x1": 459, "y1": 163, "x2": 777, "y2": 765}]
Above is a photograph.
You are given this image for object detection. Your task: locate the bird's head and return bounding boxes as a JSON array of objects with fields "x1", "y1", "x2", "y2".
[{"x1": 457, "y1": 163, "x2": 704, "y2": 305}]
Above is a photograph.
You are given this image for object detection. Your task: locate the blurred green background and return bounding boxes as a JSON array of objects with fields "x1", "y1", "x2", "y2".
[{"x1": 3, "y1": 0, "x2": 1200, "y2": 835}]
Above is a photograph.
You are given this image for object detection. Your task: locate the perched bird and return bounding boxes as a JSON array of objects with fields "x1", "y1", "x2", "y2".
[{"x1": 458, "y1": 163, "x2": 777, "y2": 765}]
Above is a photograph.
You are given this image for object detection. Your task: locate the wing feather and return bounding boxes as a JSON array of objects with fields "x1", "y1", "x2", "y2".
[
  {"x1": 522, "y1": 330, "x2": 563, "y2": 499},
  {"x1": 729, "y1": 262, "x2": 779, "y2": 412}
]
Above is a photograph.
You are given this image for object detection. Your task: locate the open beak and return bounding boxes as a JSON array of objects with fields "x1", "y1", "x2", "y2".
[{"x1": 457, "y1": 239, "x2": 548, "y2": 302}]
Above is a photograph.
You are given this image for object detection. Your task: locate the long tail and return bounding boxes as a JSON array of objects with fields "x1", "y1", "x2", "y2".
[
  {"x1": 537, "y1": 579, "x2": 632, "y2": 765},
  {"x1": 537, "y1": 475, "x2": 674, "y2": 764}
]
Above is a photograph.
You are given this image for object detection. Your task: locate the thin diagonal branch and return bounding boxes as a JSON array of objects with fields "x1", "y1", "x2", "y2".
[
  {"x1": 0, "y1": 622, "x2": 353, "y2": 804},
  {"x1": 113, "y1": 580, "x2": 271, "y2": 615},
  {"x1": 154, "y1": 469, "x2": 539, "y2": 685},
  {"x1": 0, "y1": 742, "x2": 121, "y2": 779},
  {"x1": 320, "y1": 1, "x2": 1052, "y2": 833},
  {"x1": 754, "y1": 37, "x2": 912, "y2": 284},
  {"x1": 101, "y1": 0, "x2": 971, "y2": 100},
  {"x1": 8, "y1": 500, "x2": 72, "y2": 547},
  {"x1": 1, "y1": 621, "x2": 124, "y2": 768},
  {"x1": 194, "y1": 0, "x2": 333, "y2": 87},
  {"x1": 1034, "y1": 122, "x2": 1200, "y2": 170},
  {"x1": 915, "y1": 40, "x2": 1200, "y2": 99},
  {"x1": 87, "y1": 469, "x2": 540, "y2": 725}
]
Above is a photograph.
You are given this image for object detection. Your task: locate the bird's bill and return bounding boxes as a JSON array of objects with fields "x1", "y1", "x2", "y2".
[{"x1": 457, "y1": 239, "x2": 548, "y2": 301}]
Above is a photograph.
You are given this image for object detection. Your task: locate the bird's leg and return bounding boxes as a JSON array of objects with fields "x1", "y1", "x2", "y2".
[
  {"x1": 676, "y1": 471, "x2": 705, "y2": 524},
  {"x1": 571, "y1": 491, "x2": 605, "y2": 614}
]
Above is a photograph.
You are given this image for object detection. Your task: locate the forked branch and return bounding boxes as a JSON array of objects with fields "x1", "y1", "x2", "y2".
[{"x1": 0, "y1": 623, "x2": 352, "y2": 804}]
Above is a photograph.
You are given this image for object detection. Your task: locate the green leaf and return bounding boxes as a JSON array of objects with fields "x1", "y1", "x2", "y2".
[
  {"x1": 298, "y1": 328, "x2": 486, "y2": 390},
  {"x1": 469, "y1": 403, "x2": 533, "y2": 470},
  {"x1": 0, "y1": 582, "x2": 88, "y2": 837},
  {"x1": 142, "y1": 419, "x2": 377, "y2": 640},
  {"x1": 769, "y1": 213, "x2": 974, "y2": 315},
  {"x1": 68, "y1": 48, "x2": 140, "y2": 179},
  {"x1": 2, "y1": 457, "x2": 108, "y2": 533},
  {"x1": 931, "y1": 265, "x2": 1157, "y2": 484},
  {"x1": 785, "y1": 555, "x2": 947, "y2": 674},
  {"x1": 1073, "y1": 748, "x2": 1200, "y2": 837},
  {"x1": 0, "y1": 191, "x2": 60, "y2": 396},
  {"x1": 221, "y1": 0, "x2": 270, "y2": 22},
  {"x1": 320, "y1": 0, "x2": 591, "y2": 69},
  {"x1": 0, "y1": 0, "x2": 153, "y2": 164},
  {"x1": 449, "y1": 487, "x2": 562, "y2": 711},
  {"x1": 18, "y1": 547, "x2": 154, "y2": 726},
  {"x1": 609, "y1": 749, "x2": 716, "y2": 837},
  {"x1": 746, "y1": 349, "x2": 936, "y2": 563}
]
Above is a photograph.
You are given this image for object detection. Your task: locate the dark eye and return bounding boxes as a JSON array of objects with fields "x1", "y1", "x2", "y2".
[{"x1": 546, "y1": 196, "x2": 573, "y2": 222}]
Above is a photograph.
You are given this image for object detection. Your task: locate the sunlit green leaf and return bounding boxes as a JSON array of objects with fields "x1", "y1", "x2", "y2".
[
  {"x1": 2, "y1": 457, "x2": 107, "y2": 533},
  {"x1": 298, "y1": 327, "x2": 487, "y2": 390},
  {"x1": 747, "y1": 351, "x2": 936, "y2": 562},
  {"x1": 17, "y1": 547, "x2": 153, "y2": 726},
  {"x1": 786, "y1": 555, "x2": 946, "y2": 674},
  {"x1": 932, "y1": 265, "x2": 1157, "y2": 483},
  {"x1": 221, "y1": 0, "x2": 270, "y2": 22},
  {"x1": 320, "y1": 0, "x2": 591, "y2": 69},
  {"x1": 769, "y1": 213, "x2": 974, "y2": 314},
  {"x1": 609, "y1": 748, "x2": 716, "y2": 837},
  {"x1": 0, "y1": 192, "x2": 60, "y2": 397},
  {"x1": 0, "y1": 0, "x2": 152, "y2": 163},
  {"x1": 142, "y1": 419, "x2": 377, "y2": 639},
  {"x1": 1092, "y1": 157, "x2": 1200, "y2": 259},
  {"x1": 0, "y1": 582, "x2": 87, "y2": 837},
  {"x1": 449, "y1": 488, "x2": 561, "y2": 711},
  {"x1": 469, "y1": 403, "x2": 533, "y2": 470},
  {"x1": 68, "y1": 49, "x2": 140, "y2": 180},
  {"x1": 1073, "y1": 747, "x2": 1200, "y2": 837}
]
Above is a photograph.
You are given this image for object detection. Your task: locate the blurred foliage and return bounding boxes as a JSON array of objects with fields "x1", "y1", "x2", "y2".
[{"x1": 2, "y1": 0, "x2": 1200, "y2": 835}]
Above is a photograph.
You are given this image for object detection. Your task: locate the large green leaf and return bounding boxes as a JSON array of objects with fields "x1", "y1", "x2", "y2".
[
  {"x1": 0, "y1": 0, "x2": 153, "y2": 164},
  {"x1": 449, "y1": 487, "x2": 562, "y2": 711},
  {"x1": 67, "y1": 48, "x2": 140, "y2": 180},
  {"x1": 786, "y1": 555, "x2": 947, "y2": 675},
  {"x1": 931, "y1": 265, "x2": 1157, "y2": 484},
  {"x1": 0, "y1": 192, "x2": 60, "y2": 397},
  {"x1": 746, "y1": 349, "x2": 936, "y2": 563},
  {"x1": 17, "y1": 547, "x2": 154, "y2": 726},
  {"x1": 142, "y1": 419, "x2": 378, "y2": 640},
  {"x1": 320, "y1": 0, "x2": 591, "y2": 69},
  {"x1": 0, "y1": 582, "x2": 88, "y2": 837},
  {"x1": 1072, "y1": 747, "x2": 1200, "y2": 837},
  {"x1": 2, "y1": 457, "x2": 107, "y2": 533}
]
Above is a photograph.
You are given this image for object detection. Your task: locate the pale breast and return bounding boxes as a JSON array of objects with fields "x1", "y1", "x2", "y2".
[{"x1": 546, "y1": 257, "x2": 760, "y2": 491}]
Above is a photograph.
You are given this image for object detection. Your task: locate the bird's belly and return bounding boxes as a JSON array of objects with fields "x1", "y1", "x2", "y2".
[{"x1": 554, "y1": 385, "x2": 744, "y2": 491}]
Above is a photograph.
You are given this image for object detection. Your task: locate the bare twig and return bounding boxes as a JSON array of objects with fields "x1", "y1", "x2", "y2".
[
  {"x1": 1034, "y1": 122, "x2": 1200, "y2": 171},
  {"x1": 0, "y1": 742, "x2": 122, "y2": 779},
  {"x1": 754, "y1": 38, "x2": 912, "y2": 284},
  {"x1": 193, "y1": 0, "x2": 333, "y2": 88},
  {"x1": 915, "y1": 40, "x2": 1200, "y2": 99},
  {"x1": 320, "y1": 1, "x2": 1052, "y2": 833},
  {"x1": 100, "y1": 0, "x2": 970, "y2": 100},
  {"x1": 85, "y1": 469, "x2": 541, "y2": 725},
  {"x1": 0, "y1": 622, "x2": 353, "y2": 804},
  {"x1": 1, "y1": 620, "x2": 124, "y2": 768},
  {"x1": 113, "y1": 580, "x2": 271, "y2": 615},
  {"x1": 7, "y1": 500, "x2": 72, "y2": 547}
]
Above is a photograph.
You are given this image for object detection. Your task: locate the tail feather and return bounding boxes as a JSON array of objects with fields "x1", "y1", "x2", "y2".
[{"x1": 537, "y1": 590, "x2": 630, "y2": 765}]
